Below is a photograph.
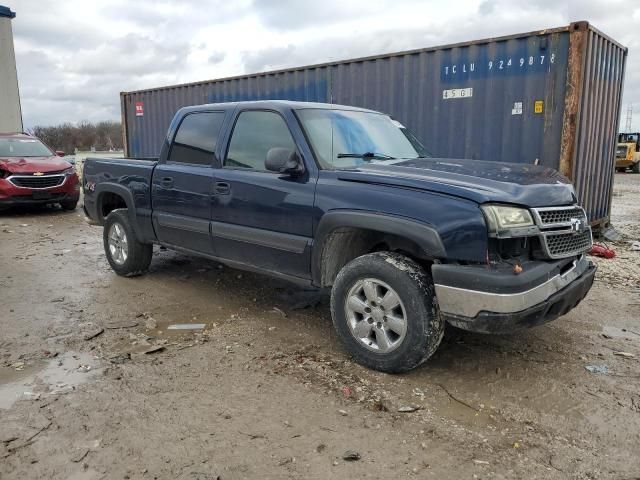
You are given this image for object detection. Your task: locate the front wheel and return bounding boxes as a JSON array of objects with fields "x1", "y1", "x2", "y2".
[
  {"x1": 103, "y1": 209, "x2": 152, "y2": 277},
  {"x1": 330, "y1": 252, "x2": 444, "y2": 373}
]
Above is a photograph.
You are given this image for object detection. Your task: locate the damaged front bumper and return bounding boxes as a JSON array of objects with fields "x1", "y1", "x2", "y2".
[{"x1": 432, "y1": 255, "x2": 596, "y2": 334}]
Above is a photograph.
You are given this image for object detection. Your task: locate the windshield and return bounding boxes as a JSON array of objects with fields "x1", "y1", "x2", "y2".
[
  {"x1": 297, "y1": 109, "x2": 428, "y2": 169},
  {"x1": 0, "y1": 137, "x2": 53, "y2": 158}
]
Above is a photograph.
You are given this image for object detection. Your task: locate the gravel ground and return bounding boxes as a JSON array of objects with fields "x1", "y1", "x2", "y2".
[{"x1": 1, "y1": 173, "x2": 639, "y2": 479}]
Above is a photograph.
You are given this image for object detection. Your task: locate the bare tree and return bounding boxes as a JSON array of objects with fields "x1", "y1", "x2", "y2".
[{"x1": 31, "y1": 121, "x2": 122, "y2": 154}]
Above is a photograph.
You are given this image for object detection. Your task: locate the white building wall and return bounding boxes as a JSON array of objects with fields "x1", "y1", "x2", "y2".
[{"x1": 0, "y1": 7, "x2": 22, "y2": 133}]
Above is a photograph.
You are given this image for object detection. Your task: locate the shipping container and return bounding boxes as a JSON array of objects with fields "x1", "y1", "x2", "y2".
[
  {"x1": 121, "y1": 21, "x2": 627, "y2": 228},
  {"x1": 0, "y1": 5, "x2": 22, "y2": 133}
]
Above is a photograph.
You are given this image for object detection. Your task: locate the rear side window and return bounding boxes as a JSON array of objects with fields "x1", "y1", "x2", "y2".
[
  {"x1": 168, "y1": 112, "x2": 225, "y2": 165},
  {"x1": 225, "y1": 111, "x2": 296, "y2": 170}
]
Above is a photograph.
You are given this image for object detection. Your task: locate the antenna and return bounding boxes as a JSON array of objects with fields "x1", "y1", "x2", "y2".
[{"x1": 625, "y1": 104, "x2": 633, "y2": 132}]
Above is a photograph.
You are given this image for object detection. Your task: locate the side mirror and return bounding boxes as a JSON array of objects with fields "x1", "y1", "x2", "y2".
[
  {"x1": 55, "y1": 151, "x2": 65, "y2": 157},
  {"x1": 265, "y1": 148, "x2": 304, "y2": 175}
]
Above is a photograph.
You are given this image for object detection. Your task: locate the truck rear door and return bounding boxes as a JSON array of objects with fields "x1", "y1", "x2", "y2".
[{"x1": 151, "y1": 111, "x2": 226, "y2": 253}]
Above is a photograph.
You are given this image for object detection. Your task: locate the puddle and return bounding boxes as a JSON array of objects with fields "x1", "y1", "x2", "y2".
[{"x1": 0, "y1": 351, "x2": 101, "y2": 409}]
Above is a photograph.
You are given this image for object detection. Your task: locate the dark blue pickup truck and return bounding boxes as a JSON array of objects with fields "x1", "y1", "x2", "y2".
[{"x1": 83, "y1": 100, "x2": 596, "y2": 372}]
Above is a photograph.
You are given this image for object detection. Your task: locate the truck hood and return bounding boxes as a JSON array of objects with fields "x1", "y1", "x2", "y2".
[
  {"x1": 0, "y1": 156, "x2": 72, "y2": 174},
  {"x1": 337, "y1": 158, "x2": 576, "y2": 206}
]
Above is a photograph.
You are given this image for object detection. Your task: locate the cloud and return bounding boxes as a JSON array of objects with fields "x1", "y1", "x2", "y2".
[{"x1": 5, "y1": 0, "x2": 640, "y2": 132}]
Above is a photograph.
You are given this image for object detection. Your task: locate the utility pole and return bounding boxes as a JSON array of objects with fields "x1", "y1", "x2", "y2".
[{"x1": 625, "y1": 104, "x2": 633, "y2": 132}]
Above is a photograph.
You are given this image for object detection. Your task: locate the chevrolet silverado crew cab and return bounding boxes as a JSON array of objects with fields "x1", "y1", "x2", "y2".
[{"x1": 83, "y1": 101, "x2": 596, "y2": 372}]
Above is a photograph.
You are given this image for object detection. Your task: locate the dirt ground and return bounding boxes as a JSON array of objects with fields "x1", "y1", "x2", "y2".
[{"x1": 1, "y1": 174, "x2": 639, "y2": 480}]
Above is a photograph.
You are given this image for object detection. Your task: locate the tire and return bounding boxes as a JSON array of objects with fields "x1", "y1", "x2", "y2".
[
  {"x1": 103, "y1": 209, "x2": 152, "y2": 277},
  {"x1": 60, "y1": 201, "x2": 78, "y2": 211},
  {"x1": 330, "y1": 252, "x2": 444, "y2": 373},
  {"x1": 632, "y1": 162, "x2": 640, "y2": 174}
]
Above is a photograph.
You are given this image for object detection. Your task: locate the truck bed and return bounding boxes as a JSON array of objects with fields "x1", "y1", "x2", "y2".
[{"x1": 82, "y1": 156, "x2": 159, "y2": 241}]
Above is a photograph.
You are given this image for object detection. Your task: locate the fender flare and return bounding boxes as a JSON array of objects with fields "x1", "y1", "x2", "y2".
[
  {"x1": 94, "y1": 182, "x2": 142, "y2": 241},
  {"x1": 312, "y1": 210, "x2": 446, "y2": 286}
]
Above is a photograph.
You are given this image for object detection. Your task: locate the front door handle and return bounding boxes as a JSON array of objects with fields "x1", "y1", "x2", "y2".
[
  {"x1": 160, "y1": 177, "x2": 174, "y2": 188},
  {"x1": 214, "y1": 182, "x2": 230, "y2": 195}
]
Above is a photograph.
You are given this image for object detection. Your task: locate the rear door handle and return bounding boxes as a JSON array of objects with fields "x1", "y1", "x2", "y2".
[
  {"x1": 160, "y1": 177, "x2": 174, "y2": 188},
  {"x1": 214, "y1": 182, "x2": 230, "y2": 195}
]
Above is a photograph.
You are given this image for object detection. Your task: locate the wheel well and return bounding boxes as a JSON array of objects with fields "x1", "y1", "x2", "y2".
[
  {"x1": 99, "y1": 192, "x2": 127, "y2": 219},
  {"x1": 319, "y1": 227, "x2": 432, "y2": 287}
]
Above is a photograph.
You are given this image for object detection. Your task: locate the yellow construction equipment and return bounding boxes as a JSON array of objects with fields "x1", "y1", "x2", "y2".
[{"x1": 616, "y1": 133, "x2": 640, "y2": 173}]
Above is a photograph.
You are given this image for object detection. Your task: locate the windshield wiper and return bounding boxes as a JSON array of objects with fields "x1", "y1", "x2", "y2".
[{"x1": 337, "y1": 152, "x2": 396, "y2": 160}]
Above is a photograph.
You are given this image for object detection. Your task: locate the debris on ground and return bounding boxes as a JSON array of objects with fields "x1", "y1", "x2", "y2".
[
  {"x1": 585, "y1": 364, "x2": 610, "y2": 374},
  {"x1": 631, "y1": 241, "x2": 640, "y2": 251},
  {"x1": 342, "y1": 450, "x2": 361, "y2": 461},
  {"x1": 397, "y1": 405, "x2": 421, "y2": 413},
  {"x1": 83, "y1": 328, "x2": 104, "y2": 341},
  {"x1": 473, "y1": 460, "x2": 490, "y2": 466},
  {"x1": 613, "y1": 351, "x2": 636, "y2": 358},
  {"x1": 70, "y1": 448, "x2": 90, "y2": 463},
  {"x1": 271, "y1": 307, "x2": 287, "y2": 318},
  {"x1": 144, "y1": 317, "x2": 157, "y2": 330},
  {"x1": 142, "y1": 345, "x2": 165, "y2": 355},
  {"x1": 589, "y1": 244, "x2": 616, "y2": 259},
  {"x1": 602, "y1": 226, "x2": 621, "y2": 242},
  {"x1": 167, "y1": 323, "x2": 206, "y2": 330}
]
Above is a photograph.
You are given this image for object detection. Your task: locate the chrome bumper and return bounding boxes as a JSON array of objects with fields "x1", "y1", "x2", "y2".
[{"x1": 434, "y1": 256, "x2": 590, "y2": 318}]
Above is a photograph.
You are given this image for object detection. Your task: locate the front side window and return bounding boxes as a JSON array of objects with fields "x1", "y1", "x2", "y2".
[
  {"x1": 297, "y1": 109, "x2": 428, "y2": 169},
  {"x1": 225, "y1": 111, "x2": 296, "y2": 170},
  {"x1": 168, "y1": 112, "x2": 225, "y2": 165},
  {"x1": 0, "y1": 137, "x2": 53, "y2": 157}
]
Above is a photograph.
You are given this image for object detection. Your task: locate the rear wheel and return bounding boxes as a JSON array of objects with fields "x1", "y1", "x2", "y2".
[
  {"x1": 103, "y1": 209, "x2": 152, "y2": 277},
  {"x1": 330, "y1": 252, "x2": 444, "y2": 373},
  {"x1": 632, "y1": 162, "x2": 640, "y2": 174}
]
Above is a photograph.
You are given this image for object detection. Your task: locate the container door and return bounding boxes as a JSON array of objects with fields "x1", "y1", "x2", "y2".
[{"x1": 151, "y1": 111, "x2": 225, "y2": 254}]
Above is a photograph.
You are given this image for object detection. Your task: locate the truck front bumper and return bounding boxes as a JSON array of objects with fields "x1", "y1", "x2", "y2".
[{"x1": 433, "y1": 256, "x2": 596, "y2": 334}]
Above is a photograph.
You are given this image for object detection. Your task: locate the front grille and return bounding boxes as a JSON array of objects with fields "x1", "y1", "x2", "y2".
[
  {"x1": 536, "y1": 207, "x2": 586, "y2": 225},
  {"x1": 9, "y1": 175, "x2": 65, "y2": 189},
  {"x1": 532, "y1": 206, "x2": 593, "y2": 259},
  {"x1": 544, "y1": 230, "x2": 592, "y2": 258}
]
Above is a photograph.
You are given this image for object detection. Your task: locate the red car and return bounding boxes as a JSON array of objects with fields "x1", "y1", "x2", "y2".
[{"x1": 0, "y1": 133, "x2": 79, "y2": 211}]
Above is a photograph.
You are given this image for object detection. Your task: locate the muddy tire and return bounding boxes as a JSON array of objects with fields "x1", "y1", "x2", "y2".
[
  {"x1": 103, "y1": 209, "x2": 152, "y2": 277},
  {"x1": 330, "y1": 252, "x2": 444, "y2": 373},
  {"x1": 60, "y1": 201, "x2": 78, "y2": 211},
  {"x1": 632, "y1": 162, "x2": 640, "y2": 174}
]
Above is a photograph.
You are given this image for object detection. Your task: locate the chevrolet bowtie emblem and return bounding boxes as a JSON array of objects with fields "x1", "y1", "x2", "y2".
[
  {"x1": 33, "y1": 172, "x2": 44, "y2": 176},
  {"x1": 570, "y1": 217, "x2": 584, "y2": 232}
]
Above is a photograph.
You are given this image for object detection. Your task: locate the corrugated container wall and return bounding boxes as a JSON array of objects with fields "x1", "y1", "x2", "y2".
[{"x1": 121, "y1": 22, "x2": 626, "y2": 228}]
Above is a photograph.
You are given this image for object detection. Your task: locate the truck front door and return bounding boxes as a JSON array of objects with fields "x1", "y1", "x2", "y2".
[
  {"x1": 151, "y1": 111, "x2": 225, "y2": 253},
  {"x1": 210, "y1": 109, "x2": 315, "y2": 280}
]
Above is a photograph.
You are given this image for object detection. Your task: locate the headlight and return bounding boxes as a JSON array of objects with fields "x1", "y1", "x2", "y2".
[
  {"x1": 481, "y1": 204, "x2": 534, "y2": 233},
  {"x1": 62, "y1": 167, "x2": 76, "y2": 176}
]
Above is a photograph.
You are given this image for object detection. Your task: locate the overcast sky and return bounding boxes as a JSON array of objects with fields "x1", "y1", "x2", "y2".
[{"x1": 6, "y1": 0, "x2": 640, "y2": 129}]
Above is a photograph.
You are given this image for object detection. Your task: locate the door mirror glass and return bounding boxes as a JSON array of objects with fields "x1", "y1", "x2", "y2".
[{"x1": 265, "y1": 148, "x2": 304, "y2": 174}]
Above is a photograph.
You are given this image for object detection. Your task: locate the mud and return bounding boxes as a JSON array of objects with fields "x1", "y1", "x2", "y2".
[{"x1": 1, "y1": 174, "x2": 639, "y2": 479}]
